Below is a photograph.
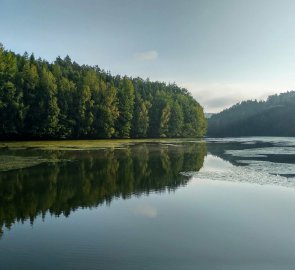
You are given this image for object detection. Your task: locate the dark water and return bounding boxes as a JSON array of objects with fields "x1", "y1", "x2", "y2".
[{"x1": 1, "y1": 138, "x2": 295, "y2": 270}]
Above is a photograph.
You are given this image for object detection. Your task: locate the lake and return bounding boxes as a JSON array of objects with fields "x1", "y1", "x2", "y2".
[{"x1": 1, "y1": 137, "x2": 295, "y2": 270}]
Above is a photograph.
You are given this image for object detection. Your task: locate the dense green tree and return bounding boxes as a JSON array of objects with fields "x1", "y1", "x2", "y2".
[
  {"x1": 0, "y1": 82, "x2": 23, "y2": 136},
  {"x1": 57, "y1": 77, "x2": 76, "y2": 137},
  {"x1": 36, "y1": 67, "x2": 60, "y2": 137},
  {"x1": 159, "y1": 104, "x2": 171, "y2": 137},
  {"x1": 168, "y1": 102, "x2": 184, "y2": 137},
  {"x1": 90, "y1": 79, "x2": 118, "y2": 138},
  {"x1": 0, "y1": 45, "x2": 206, "y2": 139},
  {"x1": 116, "y1": 77, "x2": 135, "y2": 138},
  {"x1": 75, "y1": 85, "x2": 93, "y2": 137},
  {"x1": 0, "y1": 47, "x2": 24, "y2": 136},
  {"x1": 21, "y1": 62, "x2": 39, "y2": 136},
  {"x1": 208, "y1": 91, "x2": 295, "y2": 137},
  {"x1": 131, "y1": 93, "x2": 150, "y2": 138},
  {"x1": 148, "y1": 94, "x2": 169, "y2": 137}
]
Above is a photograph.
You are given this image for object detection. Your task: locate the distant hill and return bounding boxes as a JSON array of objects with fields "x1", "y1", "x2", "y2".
[
  {"x1": 205, "y1": 113, "x2": 215, "y2": 119},
  {"x1": 207, "y1": 91, "x2": 295, "y2": 137}
]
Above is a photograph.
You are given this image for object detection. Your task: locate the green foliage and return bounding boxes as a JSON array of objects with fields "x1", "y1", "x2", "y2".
[
  {"x1": 38, "y1": 67, "x2": 60, "y2": 137},
  {"x1": 0, "y1": 45, "x2": 206, "y2": 139},
  {"x1": 132, "y1": 93, "x2": 150, "y2": 138},
  {"x1": 168, "y1": 102, "x2": 184, "y2": 137},
  {"x1": 208, "y1": 91, "x2": 295, "y2": 137},
  {"x1": 57, "y1": 77, "x2": 76, "y2": 137},
  {"x1": 0, "y1": 82, "x2": 24, "y2": 135},
  {"x1": 159, "y1": 104, "x2": 171, "y2": 137},
  {"x1": 116, "y1": 77, "x2": 135, "y2": 138}
]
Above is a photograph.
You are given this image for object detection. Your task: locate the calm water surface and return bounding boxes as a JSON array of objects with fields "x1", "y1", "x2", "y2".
[{"x1": 1, "y1": 138, "x2": 295, "y2": 270}]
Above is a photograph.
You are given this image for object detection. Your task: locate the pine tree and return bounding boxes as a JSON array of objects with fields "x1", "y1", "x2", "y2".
[
  {"x1": 116, "y1": 77, "x2": 135, "y2": 138},
  {"x1": 168, "y1": 102, "x2": 184, "y2": 137},
  {"x1": 132, "y1": 93, "x2": 150, "y2": 138},
  {"x1": 36, "y1": 67, "x2": 60, "y2": 137}
]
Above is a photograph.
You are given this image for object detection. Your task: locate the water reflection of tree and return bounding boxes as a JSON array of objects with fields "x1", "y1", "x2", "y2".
[{"x1": 0, "y1": 142, "x2": 206, "y2": 236}]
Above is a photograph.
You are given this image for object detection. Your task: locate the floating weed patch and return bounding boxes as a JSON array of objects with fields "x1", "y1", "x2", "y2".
[
  {"x1": 0, "y1": 139, "x2": 203, "y2": 151},
  {"x1": 0, "y1": 139, "x2": 205, "y2": 171},
  {"x1": 0, "y1": 140, "x2": 127, "y2": 151},
  {"x1": 0, "y1": 155, "x2": 65, "y2": 171}
]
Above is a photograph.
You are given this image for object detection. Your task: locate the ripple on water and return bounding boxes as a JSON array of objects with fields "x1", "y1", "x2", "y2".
[
  {"x1": 226, "y1": 147, "x2": 295, "y2": 157},
  {"x1": 181, "y1": 155, "x2": 295, "y2": 188}
]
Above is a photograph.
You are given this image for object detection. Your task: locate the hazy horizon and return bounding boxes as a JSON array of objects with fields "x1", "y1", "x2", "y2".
[{"x1": 1, "y1": 0, "x2": 295, "y2": 113}]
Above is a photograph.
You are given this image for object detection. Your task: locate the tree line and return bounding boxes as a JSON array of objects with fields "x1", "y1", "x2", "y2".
[
  {"x1": 0, "y1": 44, "x2": 207, "y2": 139},
  {"x1": 208, "y1": 91, "x2": 295, "y2": 137}
]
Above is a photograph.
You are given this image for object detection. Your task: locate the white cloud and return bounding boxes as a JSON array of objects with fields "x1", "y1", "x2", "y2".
[
  {"x1": 134, "y1": 50, "x2": 158, "y2": 61},
  {"x1": 181, "y1": 81, "x2": 295, "y2": 113}
]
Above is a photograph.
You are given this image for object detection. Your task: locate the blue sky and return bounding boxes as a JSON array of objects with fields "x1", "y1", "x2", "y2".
[{"x1": 1, "y1": 0, "x2": 295, "y2": 112}]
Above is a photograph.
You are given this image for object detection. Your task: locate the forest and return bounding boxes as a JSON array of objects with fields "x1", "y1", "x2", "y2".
[
  {"x1": 208, "y1": 91, "x2": 295, "y2": 137},
  {"x1": 0, "y1": 44, "x2": 206, "y2": 139}
]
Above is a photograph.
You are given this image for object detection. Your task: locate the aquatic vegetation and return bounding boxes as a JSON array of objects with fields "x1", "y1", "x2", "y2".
[
  {"x1": 0, "y1": 138, "x2": 204, "y2": 151},
  {"x1": 0, "y1": 155, "x2": 63, "y2": 171}
]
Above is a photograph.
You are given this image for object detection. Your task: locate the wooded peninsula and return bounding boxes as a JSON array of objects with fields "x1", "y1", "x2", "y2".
[
  {"x1": 0, "y1": 44, "x2": 207, "y2": 140},
  {"x1": 208, "y1": 91, "x2": 295, "y2": 137}
]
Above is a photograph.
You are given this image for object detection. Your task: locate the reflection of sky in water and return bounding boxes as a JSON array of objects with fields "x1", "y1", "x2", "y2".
[
  {"x1": 203, "y1": 137, "x2": 295, "y2": 186},
  {"x1": 237, "y1": 160, "x2": 295, "y2": 175},
  {"x1": 207, "y1": 137, "x2": 295, "y2": 146},
  {"x1": 226, "y1": 147, "x2": 295, "y2": 157},
  {"x1": 2, "y1": 178, "x2": 295, "y2": 270},
  {"x1": 183, "y1": 155, "x2": 295, "y2": 188},
  {"x1": 196, "y1": 154, "x2": 234, "y2": 172}
]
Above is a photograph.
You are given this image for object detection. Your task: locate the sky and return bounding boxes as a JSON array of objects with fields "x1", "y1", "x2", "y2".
[{"x1": 1, "y1": 0, "x2": 295, "y2": 112}]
